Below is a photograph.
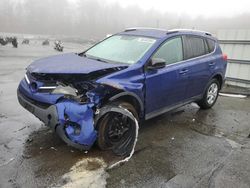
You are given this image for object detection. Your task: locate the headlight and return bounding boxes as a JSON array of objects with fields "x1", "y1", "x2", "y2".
[
  {"x1": 24, "y1": 74, "x2": 30, "y2": 84},
  {"x1": 51, "y1": 85, "x2": 78, "y2": 96}
]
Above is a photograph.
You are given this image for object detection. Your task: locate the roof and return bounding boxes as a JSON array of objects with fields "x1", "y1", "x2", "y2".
[
  {"x1": 119, "y1": 28, "x2": 168, "y2": 38},
  {"x1": 118, "y1": 27, "x2": 213, "y2": 39}
]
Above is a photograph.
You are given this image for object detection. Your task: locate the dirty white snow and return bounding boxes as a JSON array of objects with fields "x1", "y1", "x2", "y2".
[
  {"x1": 214, "y1": 131, "x2": 225, "y2": 138},
  {"x1": 0, "y1": 157, "x2": 15, "y2": 167},
  {"x1": 54, "y1": 158, "x2": 108, "y2": 188},
  {"x1": 225, "y1": 138, "x2": 241, "y2": 149}
]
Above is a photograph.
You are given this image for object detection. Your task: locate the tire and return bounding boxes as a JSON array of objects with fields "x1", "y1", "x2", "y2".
[
  {"x1": 197, "y1": 79, "x2": 220, "y2": 109},
  {"x1": 97, "y1": 101, "x2": 138, "y2": 156},
  {"x1": 116, "y1": 101, "x2": 139, "y2": 121}
]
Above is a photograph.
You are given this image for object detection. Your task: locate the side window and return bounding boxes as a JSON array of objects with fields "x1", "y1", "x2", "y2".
[
  {"x1": 206, "y1": 39, "x2": 216, "y2": 53},
  {"x1": 204, "y1": 39, "x2": 210, "y2": 54},
  {"x1": 152, "y1": 37, "x2": 183, "y2": 65},
  {"x1": 184, "y1": 36, "x2": 206, "y2": 59}
]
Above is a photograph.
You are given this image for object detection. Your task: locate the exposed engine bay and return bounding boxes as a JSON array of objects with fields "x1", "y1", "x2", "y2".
[{"x1": 27, "y1": 66, "x2": 126, "y2": 102}]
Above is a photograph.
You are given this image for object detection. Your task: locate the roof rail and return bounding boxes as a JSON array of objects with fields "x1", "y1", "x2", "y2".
[
  {"x1": 124, "y1": 28, "x2": 137, "y2": 32},
  {"x1": 204, "y1": 32, "x2": 212, "y2": 36},
  {"x1": 166, "y1": 30, "x2": 179, "y2": 35},
  {"x1": 167, "y1": 29, "x2": 212, "y2": 36},
  {"x1": 124, "y1": 27, "x2": 167, "y2": 32}
]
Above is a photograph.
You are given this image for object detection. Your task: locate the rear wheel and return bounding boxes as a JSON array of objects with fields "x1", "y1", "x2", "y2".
[
  {"x1": 197, "y1": 79, "x2": 220, "y2": 109},
  {"x1": 97, "y1": 101, "x2": 138, "y2": 156}
]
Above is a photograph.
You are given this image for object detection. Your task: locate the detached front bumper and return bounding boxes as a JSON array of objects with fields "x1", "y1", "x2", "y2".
[
  {"x1": 17, "y1": 89, "x2": 59, "y2": 130},
  {"x1": 17, "y1": 85, "x2": 97, "y2": 151}
]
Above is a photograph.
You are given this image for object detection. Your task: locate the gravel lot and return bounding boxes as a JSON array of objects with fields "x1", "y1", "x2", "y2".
[{"x1": 0, "y1": 41, "x2": 250, "y2": 188}]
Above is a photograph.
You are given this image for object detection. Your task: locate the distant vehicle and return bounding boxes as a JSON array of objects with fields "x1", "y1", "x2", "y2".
[
  {"x1": 10, "y1": 37, "x2": 18, "y2": 48},
  {"x1": 54, "y1": 40, "x2": 63, "y2": 52},
  {"x1": 17, "y1": 28, "x2": 227, "y2": 156},
  {"x1": 42, "y1": 39, "x2": 49, "y2": 45},
  {"x1": 0, "y1": 36, "x2": 18, "y2": 47},
  {"x1": 22, "y1": 39, "x2": 30, "y2": 45},
  {"x1": 0, "y1": 37, "x2": 8, "y2": 45}
]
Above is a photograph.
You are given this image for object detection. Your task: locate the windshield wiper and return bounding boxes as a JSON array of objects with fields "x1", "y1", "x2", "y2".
[
  {"x1": 84, "y1": 54, "x2": 109, "y2": 63},
  {"x1": 81, "y1": 53, "x2": 126, "y2": 64},
  {"x1": 95, "y1": 58, "x2": 108, "y2": 63},
  {"x1": 77, "y1": 52, "x2": 86, "y2": 57}
]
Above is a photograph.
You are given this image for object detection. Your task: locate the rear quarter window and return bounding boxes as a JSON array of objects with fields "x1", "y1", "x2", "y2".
[
  {"x1": 206, "y1": 39, "x2": 216, "y2": 53},
  {"x1": 184, "y1": 36, "x2": 206, "y2": 59}
]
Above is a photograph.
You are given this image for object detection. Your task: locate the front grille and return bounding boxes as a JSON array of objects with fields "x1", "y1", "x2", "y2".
[{"x1": 29, "y1": 72, "x2": 57, "y2": 84}]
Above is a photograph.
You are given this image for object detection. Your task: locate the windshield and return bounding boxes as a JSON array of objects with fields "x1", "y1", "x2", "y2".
[{"x1": 84, "y1": 35, "x2": 156, "y2": 64}]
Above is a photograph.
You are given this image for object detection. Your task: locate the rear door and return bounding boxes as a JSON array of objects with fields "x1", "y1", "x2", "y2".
[
  {"x1": 145, "y1": 36, "x2": 190, "y2": 118},
  {"x1": 182, "y1": 35, "x2": 214, "y2": 98}
]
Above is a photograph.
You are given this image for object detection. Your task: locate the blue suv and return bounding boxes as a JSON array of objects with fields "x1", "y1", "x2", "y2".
[{"x1": 17, "y1": 28, "x2": 227, "y2": 155}]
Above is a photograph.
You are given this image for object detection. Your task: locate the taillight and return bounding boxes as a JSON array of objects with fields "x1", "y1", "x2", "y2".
[{"x1": 223, "y1": 54, "x2": 227, "y2": 61}]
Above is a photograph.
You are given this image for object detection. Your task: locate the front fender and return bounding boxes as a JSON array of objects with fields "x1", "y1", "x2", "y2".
[{"x1": 109, "y1": 91, "x2": 144, "y2": 114}]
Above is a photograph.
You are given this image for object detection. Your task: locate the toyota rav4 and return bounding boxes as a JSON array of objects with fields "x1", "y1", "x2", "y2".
[{"x1": 17, "y1": 28, "x2": 227, "y2": 156}]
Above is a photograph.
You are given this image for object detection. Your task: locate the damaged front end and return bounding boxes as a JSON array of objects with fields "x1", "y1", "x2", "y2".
[
  {"x1": 17, "y1": 50, "x2": 144, "y2": 156},
  {"x1": 18, "y1": 68, "x2": 125, "y2": 151}
]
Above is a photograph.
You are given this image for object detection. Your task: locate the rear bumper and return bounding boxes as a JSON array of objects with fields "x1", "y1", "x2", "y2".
[{"x1": 17, "y1": 89, "x2": 59, "y2": 130}]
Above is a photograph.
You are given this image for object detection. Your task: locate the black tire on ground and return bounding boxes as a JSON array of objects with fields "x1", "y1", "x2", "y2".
[
  {"x1": 197, "y1": 78, "x2": 220, "y2": 109},
  {"x1": 97, "y1": 102, "x2": 138, "y2": 156}
]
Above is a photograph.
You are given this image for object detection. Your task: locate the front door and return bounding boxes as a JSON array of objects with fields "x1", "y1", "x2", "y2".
[{"x1": 145, "y1": 36, "x2": 189, "y2": 118}]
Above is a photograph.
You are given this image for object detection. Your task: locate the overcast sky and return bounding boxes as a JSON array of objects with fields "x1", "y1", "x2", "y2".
[
  {"x1": 10, "y1": 0, "x2": 250, "y2": 18},
  {"x1": 90, "y1": 0, "x2": 250, "y2": 18},
  {"x1": 2, "y1": 0, "x2": 250, "y2": 37}
]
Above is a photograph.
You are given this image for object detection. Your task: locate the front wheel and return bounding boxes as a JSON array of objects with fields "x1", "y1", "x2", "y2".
[
  {"x1": 197, "y1": 79, "x2": 220, "y2": 109},
  {"x1": 96, "y1": 102, "x2": 138, "y2": 156}
]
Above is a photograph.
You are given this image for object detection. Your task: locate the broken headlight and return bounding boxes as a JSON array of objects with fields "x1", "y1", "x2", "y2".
[{"x1": 52, "y1": 85, "x2": 78, "y2": 96}]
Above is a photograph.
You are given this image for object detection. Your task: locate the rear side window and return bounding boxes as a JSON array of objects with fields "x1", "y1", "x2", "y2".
[
  {"x1": 206, "y1": 39, "x2": 216, "y2": 53},
  {"x1": 153, "y1": 37, "x2": 183, "y2": 65},
  {"x1": 184, "y1": 36, "x2": 206, "y2": 59}
]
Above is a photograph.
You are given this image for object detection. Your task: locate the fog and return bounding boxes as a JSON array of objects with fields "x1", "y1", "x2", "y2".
[{"x1": 1, "y1": 0, "x2": 250, "y2": 38}]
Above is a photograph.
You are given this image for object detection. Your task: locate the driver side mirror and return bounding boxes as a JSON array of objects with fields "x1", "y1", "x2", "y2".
[{"x1": 147, "y1": 58, "x2": 166, "y2": 70}]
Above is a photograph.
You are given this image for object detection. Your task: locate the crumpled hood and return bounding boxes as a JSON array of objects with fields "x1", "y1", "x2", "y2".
[{"x1": 27, "y1": 53, "x2": 126, "y2": 74}]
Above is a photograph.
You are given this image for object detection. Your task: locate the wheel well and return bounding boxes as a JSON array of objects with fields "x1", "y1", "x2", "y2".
[
  {"x1": 213, "y1": 74, "x2": 223, "y2": 89},
  {"x1": 111, "y1": 95, "x2": 141, "y2": 117}
]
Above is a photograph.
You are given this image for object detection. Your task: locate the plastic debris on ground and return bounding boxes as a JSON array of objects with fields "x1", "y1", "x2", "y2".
[
  {"x1": 107, "y1": 108, "x2": 139, "y2": 170},
  {"x1": 219, "y1": 93, "x2": 247, "y2": 98}
]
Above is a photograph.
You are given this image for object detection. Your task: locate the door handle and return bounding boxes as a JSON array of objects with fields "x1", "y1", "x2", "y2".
[
  {"x1": 179, "y1": 69, "x2": 189, "y2": 74},
  {"x1": 209, "y1": 62, "x2": 215, "y2": 66}
]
